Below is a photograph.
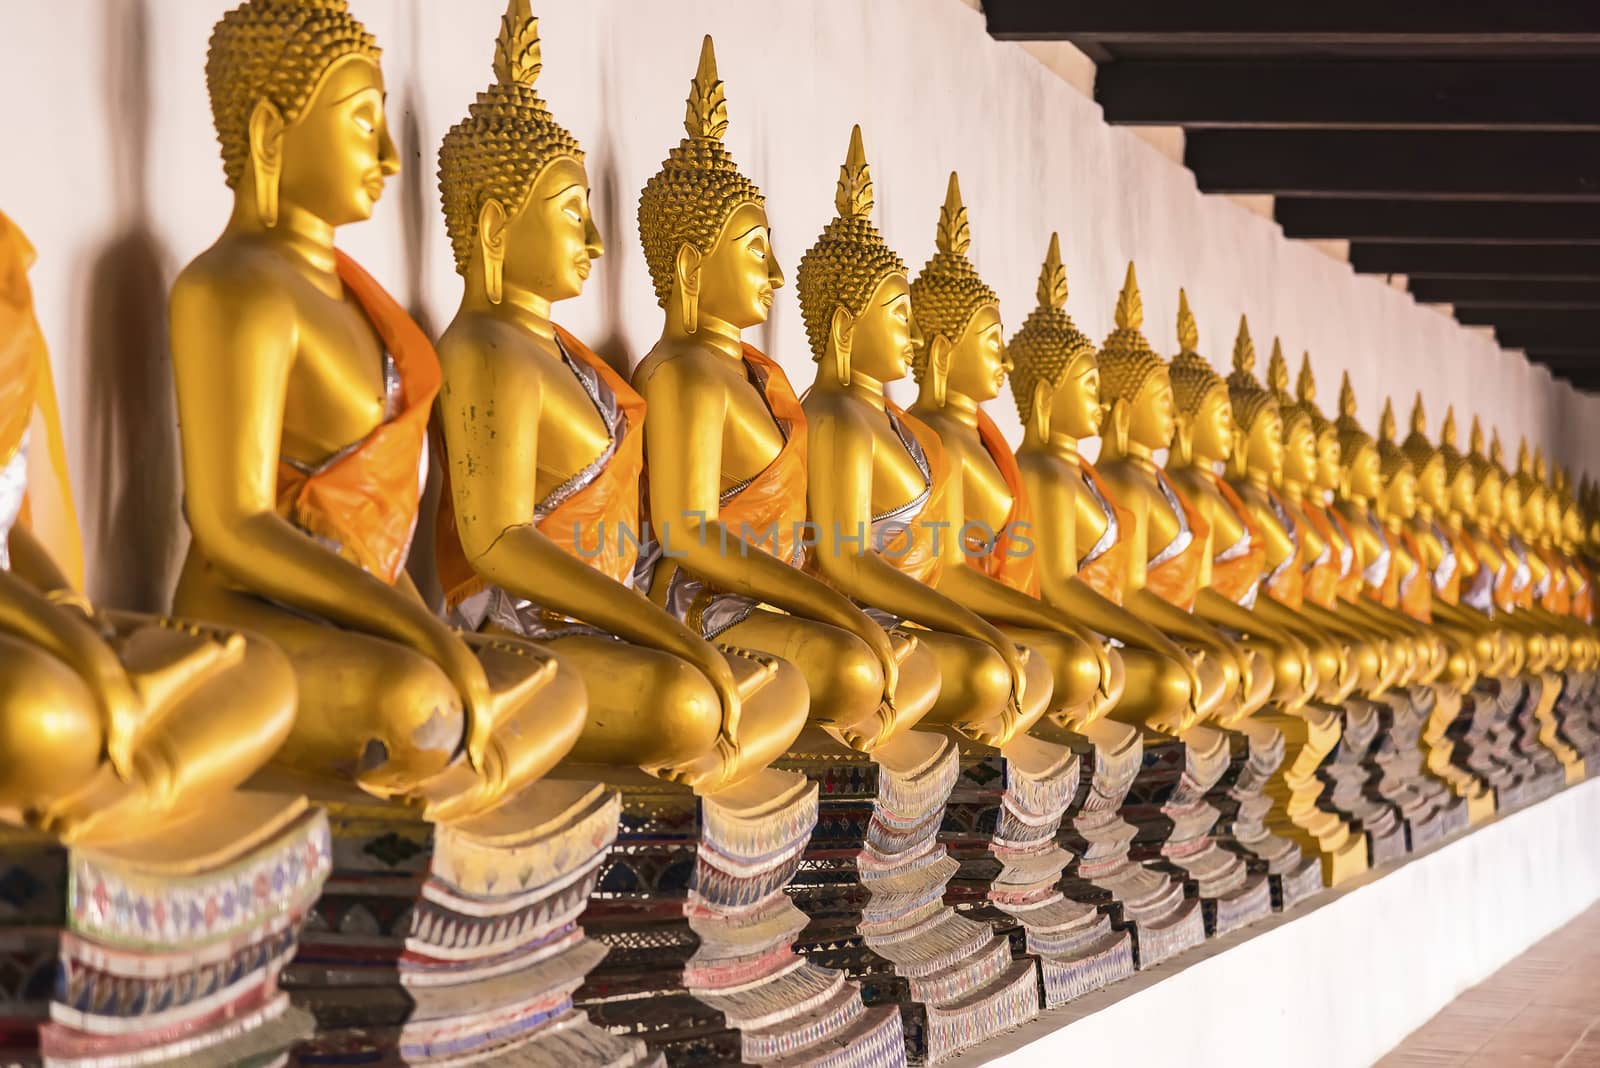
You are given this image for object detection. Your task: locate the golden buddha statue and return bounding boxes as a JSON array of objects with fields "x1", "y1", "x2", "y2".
[
  {"x1": 429, "y1": 2, "x2": 806, "y2": 793},
  {"x1": 1185, "y1": 321, "x2": 1367, "y2": 884},
  {"x1": 797, "y1": 131, "x2": 1124, "y2": 1013},
  {"x1": 171, "y1": 0, "x2": 586, "y2": 824},
  {"x1": 1089, "y1": 266, "x2": 1273, "y2": 929},
  {"x1": 795, "y1": 139, "x2": 1048, "y2": 747},
  {"x1": 1085, "y1": 265, "x2": 1246, "y2": 727},
  {"x1": 1165, "y1": 313, "x2": 1327, "y2": 713},
  {"x1": 1006, "y1": 236, "x2": 1208, "y2": 966},
  {"x1": 0, "y1": 210, "x2": 296, "y2": 845},
  {"x1": 904, "y1": 177, "x2": 1106, "y2": 733},
  {"x1": 631, "y1": 38, "x2": 934, "y2": 750}
]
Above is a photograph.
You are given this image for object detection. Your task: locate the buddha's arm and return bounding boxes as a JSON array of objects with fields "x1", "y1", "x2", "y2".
[
  {"x1": 170, "y1": 270, "x2": 492, "y2": 731},
  {"x1": 7, "y1": 525, "x2": 77, "y2": 600},
  {"x1": 806, "y1": 404, "x2": 1010, "y2": 653},
  {"x1": 933, "y1": 458, "x2": 1108, "y2": 672},
  {"x1": 639, "y1": 359, "x2": 897, "y2": 686},
  {"x1": 0, "y1": 566, "x2": 141, "y2": 774},
  {"x1": 438, "y1": 338, "x2": 745, "y2": 742},
  {"x1": 1020, "y1": 451, "x2": 1193, "y2": 666}
]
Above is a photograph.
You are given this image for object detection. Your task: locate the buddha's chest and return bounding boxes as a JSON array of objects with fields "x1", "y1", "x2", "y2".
[
  {"x1": 942, "y1": 431, "x2": 1011, "y2": 529},
  {"x1": 721, "y1": 372, "x2": 787, "y2": 490},
  {"x1": 282, "y1": 291, "x2": 389, "y2": 464},
  {"x1": 532, "y1": 348, "x2": 612, "y2": 493},
  {"x1": 868, "y1": 417, "x2": 928, "y2": 516}
]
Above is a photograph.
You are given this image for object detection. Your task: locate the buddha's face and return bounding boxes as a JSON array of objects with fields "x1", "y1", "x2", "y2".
[
  {"x1": 1242, "y1": 405, "x2": 1286, "y2": 478},
  {"x1": 1447, "y1": 469, "x2": 1477, "y2": 518},
  {"x1": 1476, "y1": 472, "x2": 1504, "y2": 523},
  {"x1": 850, "y1": 274, "x2": 914, "y2": 383},
  {"x1": 1564, "y1": 506, "x2": 1585, "y2": 549},
  {"x1": 1523, "y1": 489, "x2": 1547, "y2": 537},
  {"x1": 1283, "y1": 416, "x2": 1319, "y2": 486},
  {"x1": 278, "y1": 56, "x2": 398, "y2": 227},
  {"x1": 1545, "y1": 494, "x2": 1563, "y2": 541},
  {"x1": 1347, "y1": 443, "x2": 1381, "y2": 499},
  {"x1": 699, "y1": 201, "x2": 783, "y2": 330},
  {"x1": 1189, "y1": 389, "x2": 1233, "y2": 464},
  {"x1": 503, "y1": 157, "x2": 603, "y2": 304},
  {"x1": 1501, "y1": 480, "x2": 1524, "y2": 530},
  {"x1": 1128, "y1": 370, "x2": 1177, "y2": 450},
  {"x1": 1416, "y1": 456, "x2": 1447, "y2": 513},
  {"x1": 1383, "y1": 466, "x2": 1418, "y2": 521},
  {"x1": 1049, "y1": 359, "x2": 1102, "y2": 440},
  {"x1": 1315, "y1": 430, "x2": 1342, "y2": 492},
  {"x1": 947, "y1": 304, "x2": 1009, "y2": 402},
  {"x1": 1588, "y1": 511, "x2": 1600, "y2": 552}
]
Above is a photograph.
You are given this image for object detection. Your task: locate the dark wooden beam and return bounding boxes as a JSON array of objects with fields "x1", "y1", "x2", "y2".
[
  {"x1": 1185, "y1": 131, "x2": 1600, "y2": 200},
  {"x1": 1454, "y1": 308, "x2": 1600, "y2": 332},
  {"x1": 1409, "y1": 279, "x2": 1600, "y2": 307},
  {"x1": 1349, "y1": 244, "x2": 1600, "y2": 279},
  {"x1": 1279, "y1": 200, "x2": 1600, "y2": 244},
  {"x1": 984, "y1": 1, "x2": 1600, "y2": 44},
  {"x1": 1098, "y1": 61, "x2": 1600, "y2": 130},
  {"x1": 1495, "y1": 325, "x2": 1600, "y2": 350}
]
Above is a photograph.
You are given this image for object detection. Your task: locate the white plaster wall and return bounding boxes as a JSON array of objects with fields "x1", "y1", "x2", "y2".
[
  {"x1": 1, "y1": 0, "x2": 1597, "y2": 604},
  {"x1": 982, "y1": 779, "x2": 1600, "y2": 1068}
]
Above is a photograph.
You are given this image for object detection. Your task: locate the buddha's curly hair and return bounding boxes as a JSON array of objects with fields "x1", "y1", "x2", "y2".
[
  {"x1": 206, "y1": 0, "x2": 380, "y2": 189},
  {"x1": 1007, "y1": 233, "x2": 1096, "y2": 421}
]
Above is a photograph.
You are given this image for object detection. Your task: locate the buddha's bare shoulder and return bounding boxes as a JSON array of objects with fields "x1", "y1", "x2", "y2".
[
  {"x1": 171, "y1": 236, "x2": 300, "y2": 318},
  {"x1": 632, "y1": 339, "x2": 737, "y2": 396},
  {"x1": 436, "y1": 310, "x2": 545, "y2": 377}
]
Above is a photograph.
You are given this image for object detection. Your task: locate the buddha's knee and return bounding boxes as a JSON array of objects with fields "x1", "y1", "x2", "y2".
[
  {"x1": 360, "y1": 654, "x2": 466, "y2": 788},
  {"x1": 1149, "y1": 653, "x2": 1194, "y2": 731},
  {"x1": 0, "y1": 642, "x2": 103, "y2": 811},
  {"x1": 1044, "y1": 632, "x2": 1102, "y2": 712},
  {"x1": 1267, "y1": 642, "x2": 1306, "y2": 698},
  {"x1": 807, "y1": 629, "x2": 885, "y2": 732},
  {"x1": 637, "y1": 656, "x2": 723, "y2": 769},
  {"x1": 965, "y1": 644, "x2": 1015, "y2": 727}
]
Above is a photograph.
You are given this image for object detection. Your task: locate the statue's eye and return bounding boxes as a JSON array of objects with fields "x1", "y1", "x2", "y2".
[
  {"x1": 564, "y1": 206, "x2": 582, "y2": 222},
  {"x1": 352, "y1": 111, "x2": 375, "y2": 134},
  {"x1": 750, "y1": 246, "x2": 766, "y2": 261}
]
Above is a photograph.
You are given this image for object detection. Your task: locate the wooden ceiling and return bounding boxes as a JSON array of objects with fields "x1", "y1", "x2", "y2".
[{"x1": 985, "y1": 0, "x2": 1600, "y2": 390}]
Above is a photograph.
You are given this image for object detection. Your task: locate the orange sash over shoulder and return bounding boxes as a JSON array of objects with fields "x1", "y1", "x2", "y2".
[
  {"x1": 1209, "y1": 475, "x2": 1266, "y2": 605},
  {"x1": 877, "y1": 404, "x2": 951, "y2": 586},
  {"x1": 1539, "y1": 545, "x2": 1571, "y2": 615},
  {"x1": 276, "y1": 252, "x2": 438, "y2": 586},
  {"x1": 973, "y1": 409, "x2": 1038, "y2": 596},
  {"x1": 1571, "y1": 561, "x2": 1594, "y2": 623},
  {"x1": 1147, "y1": 472, "x2": 1210, "y2": 612},
  {"x1": 645, "y1": 344, "x2": 809, "y2": 612},
  {"x1": 1261, "y1": 489, "x2": 1306, "y2": 608},
  {"x1": 1076, "y1": 459, "x2": 1134, "y2": 606},
  {"x1": 1301, "y1": 504, "x2": 1342, "y2": 610},
  {"x1": 0, "y1": 211, "x2": 82, "y2": 585},
  {"x1": 1398, "y1": 529, "x2": 1432, "y2": 622},
  {"x1": 436, "y1": 325, "x2": 646, "y2": 609},
  {"x1": 1328, "y1": 507, "x2": 1365, "y2": 603}
]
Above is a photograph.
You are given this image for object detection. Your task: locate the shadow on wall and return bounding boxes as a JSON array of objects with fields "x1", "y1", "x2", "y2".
[{"x1": 81, "y1": 0, "x2": 183, "y2": 611}]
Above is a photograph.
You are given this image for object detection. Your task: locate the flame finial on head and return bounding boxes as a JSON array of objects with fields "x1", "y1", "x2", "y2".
[
  {"x1": 796, "y1": 125, "x2": 906, "y2": 361},
  {"x1": 1225, "y1": 315, "x2": 1276, "y2": 430},
  {"x1": 491, "y1": 0, "x2": 541, "y2": 86},
  {"x1": 910, "y1": 171, "x2": 999, "y2": 378},
  {"x1": 1098, "y1": 262, "x2": 1167, "y2": 405},
  {"x1": 936, "y1": 173, "x2": 972, "y2": 257},
  {"x1": 1168, "y1": 289, "x2": 1224, "y2": 417},
  {"x1": 1400, "y1": 390, "x2": 1438, "y2": 473},
  {"x1": 836, "y1": 124, "x2": 873, "y2": 220},
  {"x1": 1009, "y1": 232, "x2": 1098, "y2": 422},
  {"x1": 685, "y1": 35, "x2": 728, "y2": 141},
  {"x1": 1266, "y1": 339, "x2": 1291, "y2": 396}
]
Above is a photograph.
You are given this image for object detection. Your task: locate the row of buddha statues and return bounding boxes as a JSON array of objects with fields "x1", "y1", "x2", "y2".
[{"x1": 3, "y1": 0, "x2": 1597, "y2": 1064}]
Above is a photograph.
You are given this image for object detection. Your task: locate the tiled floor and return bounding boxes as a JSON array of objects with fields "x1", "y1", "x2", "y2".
[{"x1": 1376, "y1": 902, "x2": 1600, "y2": 1067}]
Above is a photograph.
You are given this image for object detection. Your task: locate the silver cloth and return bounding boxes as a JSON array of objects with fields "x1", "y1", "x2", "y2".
[
  {"x1": 857, "y1": 408, "x2": 934, "y2": 630},
  {"x1": 1149, "y1": 470, "x2": 1193, "y2": 571},
  {"x1": 1430, "y1": 520, "x2": 1458, "y2": 594},
  {"x1": 1077, "y1": 465, "x2": 1118, "y2": 572},
  {"x1": 0, "y1": 431, "x2": 28, "y2": 572}
]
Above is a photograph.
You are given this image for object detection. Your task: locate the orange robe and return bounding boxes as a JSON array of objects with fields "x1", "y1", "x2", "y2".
[
  {"x1": 866, "y1": 404, "x2": 951, "y2": 587},
  {"x1": 1301, "y1": 505, "x2": 1343, "y2": 610},
  {"x1": 0, "y1": 211, "x2": 82, "y2": 585},
  {"x1": 1146, "y1": 470, "x2": 1210, "y2": 612},
  {"x1": 435, "y1": 326, "x2": 647, "y2": 618},
  {"x1": 643, "y1": 344, "x2": 807, "y2": 637},
  {"x1": 1209, "y1": 475, "x2": 1266, "y2": 607},
  {"x1": 1076, "y1": 459, "x2": 1134, "y2": 607},
  {"x1": 1397, "y1": 529, "x2": 1433, "y2": 623},
  {"x1": 972, "y1": 409, "x2": 1038, "y2": 596},
  {"x1": 275, "y1": 252, "x2": 438, "y2": 586}
]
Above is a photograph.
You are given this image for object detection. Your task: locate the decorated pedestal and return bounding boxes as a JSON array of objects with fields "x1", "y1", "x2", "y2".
[
  {"x1": 285, "y1": 778, "x2": 644, "y2": 1066},
  {"x1": 1532, "y1": 672, "x2": 1587, "y2": 785},
  {"x1": 0, "y1": 793, "x2": 328, "y2": 1067},
  {"x1": 1416, "y1": 686, "x2": 1498, "y2": 827},
  {"x1": 1256, "y1": 707, "x2": 1369, "y2": 888},
  {"x1": 1554, "y1": 669, "x2": 1600, "y2": 769},
  {"x1": 1318, "y1": 699, "x2": 1410, "y2": 866},
  {"x1": 1056, "y1": 719, "x2": 1207, "y2": 970},
  {"x1": 1451, "y1": 678, "x2": 1537, "y2": 810},
  {"x1": 942, "y1": 729, "x2": 1135, "y2": 1008},
  {"x1": 1365, "y1": 689, "x2": 1468, "y2": 850},
  {"x1": 577, "y1": 766, "x2": 901, "y2": 1068},
  {"x1": 1122, "y1": 726, "x2": 1273, "y2": 937},
  {"x1": 1209, "y1": 719, "x2": 1324, "y2": 911},
  {"x1": 1503, "y1": 677, "x2": 1569, "y2": 806},
  {"x1": 779, "y1": 731, "x2": 1036, "y2": 1065}
]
